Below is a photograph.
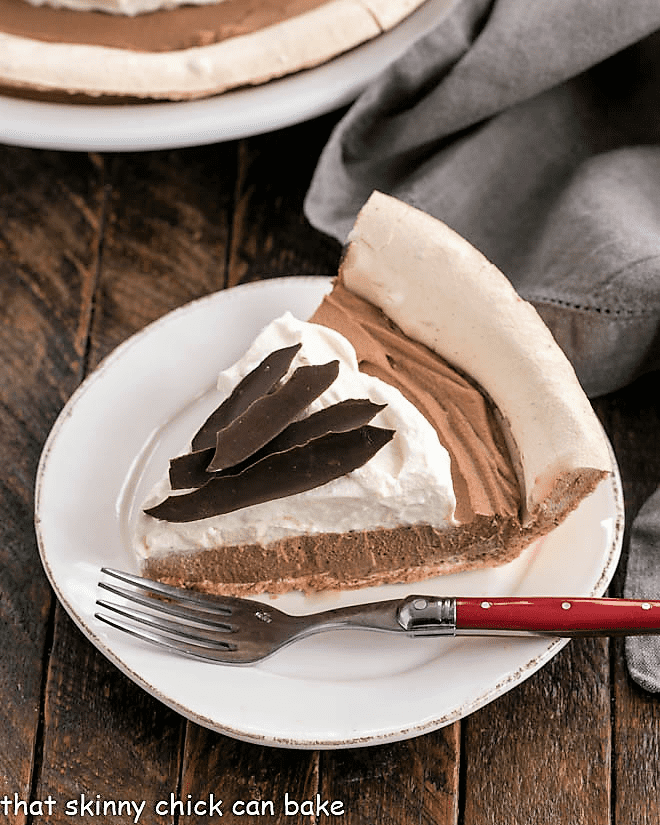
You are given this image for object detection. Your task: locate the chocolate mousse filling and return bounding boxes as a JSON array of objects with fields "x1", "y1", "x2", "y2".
[
  {"x1": 310, "y1": 279, "x2": 521, "y2": 525},
  {"x1": 0, "y1": 0, "x2": 327, "y2": 52}
]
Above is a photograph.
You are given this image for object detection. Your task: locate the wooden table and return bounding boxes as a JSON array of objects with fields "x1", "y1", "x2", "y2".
[{"x1": 1, "y1": 110, "x2": 659, "y2": 825}]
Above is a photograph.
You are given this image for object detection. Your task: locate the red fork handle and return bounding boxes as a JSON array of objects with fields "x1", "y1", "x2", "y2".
[{"x1": 455, "y1": 597, "x2": 660, "y2": 636}]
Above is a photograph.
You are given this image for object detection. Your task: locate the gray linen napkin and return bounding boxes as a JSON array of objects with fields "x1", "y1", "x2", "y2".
[
  {"x1": 625, "y1": 488, "x2": 660, "y2": 692},
  {"x1": 304, "y1": 0, "x2": 660, "y2": 688}
]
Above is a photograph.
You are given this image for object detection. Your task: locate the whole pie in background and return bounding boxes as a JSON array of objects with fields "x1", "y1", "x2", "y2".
[{"x1": 0, "y1": 0, "x2": 428, "y2": 100}]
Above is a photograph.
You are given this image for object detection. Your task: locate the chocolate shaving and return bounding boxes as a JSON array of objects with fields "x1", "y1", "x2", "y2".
[
  {"x1": 191, "y1": 343, "x2": 301, "y2": 452},
  {"x1": 168, "y1": 448, "x2": 219, "y2": 491},
  {"x1": 169, "y1": 398, "x2": 386, "y2": 490},
  {"x1": 244, "y1": 398, "x2": 386, "y2": 466},
  {"x1": 146, "y1": 426, "x2": 395, "y2": 522},
  {"x1": 206, "y1": 360, "x2": 340, "y2": 472}
]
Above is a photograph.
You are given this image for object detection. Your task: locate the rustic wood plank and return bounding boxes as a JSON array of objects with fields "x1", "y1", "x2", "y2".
[
  {"x1": 0, "y1": 145, "x2": 103, "y2": 824},
  {"x1": 462, "y1": 637, "x2": 611, "y2": 825},
  {"x1": 180, "y1": 725, "x2": 320, "y2": 824},
  {"x1": 35, "y1": 605, "x2": 185, "y2": 825},
  {"x1": 319, "y1": 727, "x2": 460, "y2": 825},
  {"x1": 32, "y1": 144, "x2": 238, "y2": 822},
  {"x1": 613, "y1": 643, "x2": 660, "y2": 825},
  {"x1": 227, "y1": 113, "x2": 343, "y2": 288},
  {"x1": 598, "y1": 373, "x2": 660, "y2": 825},
  {"x1": 88, "y1": 145, "x2": 236, "y2": 368}
]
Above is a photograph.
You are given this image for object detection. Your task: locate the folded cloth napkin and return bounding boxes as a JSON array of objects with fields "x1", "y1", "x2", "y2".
[
  {"x1": 304, "y1": 0, "x2": 660, "y2": 688},
  {"x1": 625, "y1": 487, "x2": 660, "y2": 692}
]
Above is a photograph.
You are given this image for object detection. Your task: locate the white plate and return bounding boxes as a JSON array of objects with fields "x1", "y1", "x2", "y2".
[
  {"x1": 0, "y1": 0, "x2": 454, "y2": 152},
  {"x1": 35, "y1": 276, "x2": 624, "y2": 749}
]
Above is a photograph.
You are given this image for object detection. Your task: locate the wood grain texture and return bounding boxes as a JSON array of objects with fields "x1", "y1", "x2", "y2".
[
  {"x1": 181, "y1": 725, "x2": 319, "y2": 823},
  {"x1": 0, "y1": 146, "x2": 103, "y2": 824},
  {"x1": 35, "y1": 606, "x2": 185, "y2": 825},
  {"x1": 462, "y1": 637, "x2": 611, "y2": 825},
  {"x1": 613, "y1": 641, "x2": 660, "y2": 825},
  {"x1": 24, "y1": 144, "x2": 241, "y2": 823},
  {"x1": 227, "y1": 114, "x2": 342, "y2": 288},
  {"x1": 88, "y1": 146, "x2": 235, "y2": 368},
  {"x1": 320, "y1": 727, "x2": 460, "y2": 825}
]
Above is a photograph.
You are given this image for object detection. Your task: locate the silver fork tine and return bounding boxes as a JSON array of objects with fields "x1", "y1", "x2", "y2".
[
  {"x1": 96, "y1": 600, "x2": 238, "y2": 648},
  {"x1": 96, "y1": 568, "x2": 297, "y2": 664},
  {"x1": 98, "y1": 581, "x2": 235, "y2": 630},
  {"x1": 95, "y1": 610, "x2": 242, "y2": 663},
  {"x1": 101, "y1": 568, "x2": 240, "y2": 613}
]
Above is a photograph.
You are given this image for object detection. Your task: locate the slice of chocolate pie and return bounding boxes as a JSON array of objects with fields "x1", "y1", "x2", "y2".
[{"x1": 135, "y1": 191, "x2": 613, "y2": 596}]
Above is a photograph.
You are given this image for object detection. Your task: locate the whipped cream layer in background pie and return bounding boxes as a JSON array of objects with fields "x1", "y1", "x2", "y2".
[
  {"x1": 136, "y1": 192, "x2": 613, "y2": 596},
  {"x1": 26, "y1": 0, "x2": 227, "y2": 16},
  {"x1": 0, "y1": 0, "x2": 427, "y2": 100}
]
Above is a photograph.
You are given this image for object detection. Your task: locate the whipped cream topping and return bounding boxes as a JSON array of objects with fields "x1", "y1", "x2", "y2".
[
  {"x1": 24, "y1": 0, "x2": 220, "y2": 17},
  {"x1": 134, "y1": 313, "x2": 456, "y2": 560}
]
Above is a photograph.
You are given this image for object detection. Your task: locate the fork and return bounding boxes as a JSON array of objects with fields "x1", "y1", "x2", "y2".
[{"x1": 95, "y1": 568, "x2": 660, "y2": 665}]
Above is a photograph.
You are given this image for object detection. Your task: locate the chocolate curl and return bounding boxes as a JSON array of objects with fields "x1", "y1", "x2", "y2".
[
  {"x1": 206, "y1": 360, "x2": 340, "y2": 472},
  {"x1": 146, "y1": 426, "x2": 395, "y2": 523},
  {"x1": 191, "y1": 343, "x2": 301, "y2": 451},
  {"x1": 169, "y1": 398, "x2": 386, "y2": 490}
]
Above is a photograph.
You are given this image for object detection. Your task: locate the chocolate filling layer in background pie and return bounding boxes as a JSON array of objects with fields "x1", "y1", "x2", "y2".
[{"x1": 0, "y1": 0, "x2": 328, "y2": 51}]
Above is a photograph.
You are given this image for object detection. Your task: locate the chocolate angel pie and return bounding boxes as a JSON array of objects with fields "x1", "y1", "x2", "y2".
[{"x1": 133, "y1": 192, "x2": 613, "y2": 595}]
